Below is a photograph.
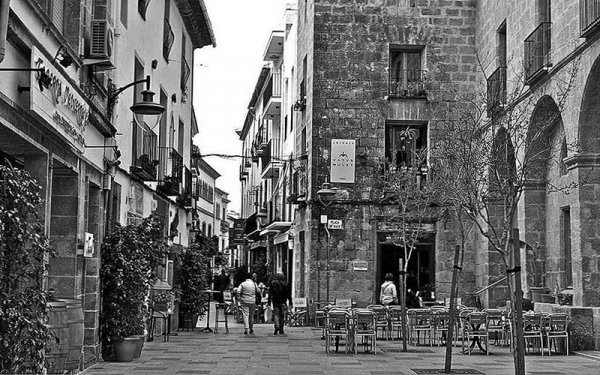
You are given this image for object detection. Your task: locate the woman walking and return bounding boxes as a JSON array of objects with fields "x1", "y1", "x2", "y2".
[
  {"x1": 236, "y1": 272, "x2": 258, "y2": 334},
  {"x1": 380, "y1": 273, "x2": 398, "y2": 306}
]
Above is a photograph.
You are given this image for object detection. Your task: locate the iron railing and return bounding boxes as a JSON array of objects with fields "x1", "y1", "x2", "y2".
[
  {"x1": 157, "y1": 147, "x2": 183, "y2": 195},
  {"x1": 580, "y1": 0, "x2": 600, "y2": 37},
  {"x1": 486, "y1": 67, "x2": 507, "y2": 115},
  {"x1": 178, "y1": 166, "x2": 193, "y2": 207},
  {"x1": 263, "y1": 71, "x2": 282, "y2": 109},
  {"x1": 524, "y1": 22, "x2": 552, "y2": 85},
  {"x1": 388, "y1": 69, "x2": 427, "y2": 99},
  {"x1": 261, "y1": 138, "x2": 282, "y2": 173},
  {"x1": 131, "y1": 122, "x2": 158, "y2": 181}
]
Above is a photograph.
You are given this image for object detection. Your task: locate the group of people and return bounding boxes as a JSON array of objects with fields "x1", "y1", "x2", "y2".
[{"x1": 214, "y1": 270, "x2": 292, "y2": 335}]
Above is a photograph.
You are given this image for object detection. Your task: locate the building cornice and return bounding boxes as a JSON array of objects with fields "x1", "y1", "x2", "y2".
[{"x1": 174, "y1": 0, "x2": 216, "y2": 49}]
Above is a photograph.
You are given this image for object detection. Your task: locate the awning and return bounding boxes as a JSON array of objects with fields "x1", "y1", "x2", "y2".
[
  {"x1": 244, "y1": 213, "x2": 257, "y2": 234},
  {"x1": 273, "y1": 232, "x2": 289, "y2": 245}
]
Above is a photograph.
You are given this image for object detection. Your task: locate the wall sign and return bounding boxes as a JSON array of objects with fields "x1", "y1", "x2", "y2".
[
  {"x1": 84, "y1": 232, "x2": 94, "y2": 258},
  {"x1": 330, "y1": 139, "x2": 355, "y2": 183},
  {"x1": 30, "y1": 47, "x2": 89, "y2": 153},
  {"x1": 327, "y1": 219, "x2": 343, "y2": 229},
  {"x1": 353, "y1": 260, "x2": 368, "y2": 271}
]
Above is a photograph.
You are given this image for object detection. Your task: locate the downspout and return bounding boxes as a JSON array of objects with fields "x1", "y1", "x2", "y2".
[{"x1": 0, "y1": 0, "x2": 9, "y2": 63}]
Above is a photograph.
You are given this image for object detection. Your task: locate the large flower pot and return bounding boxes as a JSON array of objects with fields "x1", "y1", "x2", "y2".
[
  {"x1": 131, "y1": 335, "x2": 146, "y2": 358},
  {"x1": 114, "y1": 337, "x2": 137, "y2": 362},
  {"x1": 530, "y1": 287, "x2": 547, "y2": 303}
]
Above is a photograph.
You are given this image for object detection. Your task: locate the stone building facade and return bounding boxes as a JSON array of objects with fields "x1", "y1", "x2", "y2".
[
  {"x1": 239, "y1": 0, "x2": 600, "y2": 349},
  {"x1": 0, "y1": 0, "x2": 215, "y2": 367}
]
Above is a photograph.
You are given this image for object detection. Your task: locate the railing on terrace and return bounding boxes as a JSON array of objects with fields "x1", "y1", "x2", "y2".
[
  {"x1": 388, "y1": 69, "x2": 427, "y2": 99},
  {"x1": 157, "y1": 147, "x2": 183, "y2": 195},
  {"x1": 524, "y1": 22, "x2": 552, "y2": 85},
  {"x1": 178, "y1": 166, "x2": 192, "y2": 207},
  {"x1": 261, "y1": 138, "x2": 282, "y2": 172},
  {"x1": 486, "y1": 67, "x2": 507, "y2": 116},
  {"x1": 580, "y1": 0, "x2": 600, "y2": 37},
  {"x1": 263, "y1": 71, "x2": 282, "y2": 109},
  {"x1": 131, "y1": 122, "x2": 158, "y2": 181}
]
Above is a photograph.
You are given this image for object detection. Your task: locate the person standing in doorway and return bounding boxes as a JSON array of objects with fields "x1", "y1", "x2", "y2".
[
  {"x1": 380, "y1": 273, "x2": 398, "y2": 306},
  {"x1": 236, "y1": 272, "x2": 257, "y2": 334},
  {"x1": 268, "y1": 272, "x2": 292, "y2": 335}
]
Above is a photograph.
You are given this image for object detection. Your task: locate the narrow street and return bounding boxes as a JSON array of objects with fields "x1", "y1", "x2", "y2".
[{"x1": 83, "y1": 320, "x2": 600, "y2": 375}]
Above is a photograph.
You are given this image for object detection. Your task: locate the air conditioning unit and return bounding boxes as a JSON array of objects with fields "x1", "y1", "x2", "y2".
[{"x1": 90, "y1": 20, "x2": 114, "y2": 59}]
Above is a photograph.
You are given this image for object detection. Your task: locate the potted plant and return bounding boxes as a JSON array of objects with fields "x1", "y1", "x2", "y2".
[
  {"x1": 100, "y1": 216, "x2": 168, "y2": 361},
  {"x1": 152, "y1": 291, "x2": 174, "y2": 312}
]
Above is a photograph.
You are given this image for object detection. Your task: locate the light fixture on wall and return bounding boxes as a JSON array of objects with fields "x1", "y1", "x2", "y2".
[
  {"x1": 107, "y1": 75, "x2": 165, "y2": 127},
  {"x1": 52, "y1": 45, "x2": 73, "y2": 68}
]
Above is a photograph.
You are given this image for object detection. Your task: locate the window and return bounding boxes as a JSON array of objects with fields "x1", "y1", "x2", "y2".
[
  {"x1": 560, "y1": 137, "x2": 568, "y2": 176},
  {"x1": 178, "y1": 119, "x2": 184, "y2": 154},
  {"x1": 389, "y1": 46, "x2": 425, "y2": 98},
  {"x1": 208, "y1": 224, "x2": 212, "y2": 237},
  {"x1": 180, "y1": 32, "x2": 190, "y2": 93},
  {"x1": 216, "y1": 204, "x2": 221, "y2": 219},
  {"x1": 163, "y1": 0, "x2": 174, "y2": 61},
  {"x1": 385, "y1": 121, "x2": 428, "y2": 170},
  {"x1": 120, "y1": 0, "x2": 128, "y2": 28},
  {"x1": 223, "y1": 207, "x2": 226, "y2": 219},
  {"x1": 560, "y1": 207, "x2": 572, "y2": 287},
  {"x1": 538, "y1": 0, "x2": 551, "y2": 23},
  {"x1": 138, "y1": 0, "x2": 150, "y2": 19},
  {"x1": 159, "y1": 90, "x2": 169, "y2": 147}
]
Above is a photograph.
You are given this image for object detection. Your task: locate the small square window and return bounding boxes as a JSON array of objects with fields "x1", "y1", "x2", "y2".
[{"x1": 389, "y1": 46, "x2": 426, "y2": 99}]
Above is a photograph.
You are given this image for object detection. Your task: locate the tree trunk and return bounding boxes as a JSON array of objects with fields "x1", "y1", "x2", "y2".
[
  {"x1": 444, "y1": 245, "x2": 462, "y2": 372},
  {"x1": 510, "y1": 228, "x2": 526, "y2": 375},
  {"x1": 399, "y1": 258, "x2": 408, "y2": 352}
]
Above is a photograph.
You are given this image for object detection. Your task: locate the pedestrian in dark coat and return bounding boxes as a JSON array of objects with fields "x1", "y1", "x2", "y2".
[{"x1": 268, "y1": 272, "x2": 292, "y2": 335}]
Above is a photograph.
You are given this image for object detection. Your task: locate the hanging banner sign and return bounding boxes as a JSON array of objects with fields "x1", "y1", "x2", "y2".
[
  {"x1": 30, "y1": 47, "x2": 89, "y2": 153},
  {"x1": 330, "y1": 139, "x2": 355, "y2": 183}
]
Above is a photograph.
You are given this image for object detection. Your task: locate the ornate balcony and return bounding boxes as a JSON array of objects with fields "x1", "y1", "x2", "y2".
[
  {"x1": 580, "y1": 0, "x2": 600, "y2": 37},
  {"x1": 524, "y1": 22, "x2": 552, "y2": 85},
  {"x1": 157, "y1": 147, "x2": 183, "y2": 196},
  {"x1": 130, "y1": 123, "x2": 158, "y2": 181},
  {"x1": 261, "y1": 138, "x2": 283, "y2": 179},
  {"x1": 487, "y1": 67, "x2": 507, "y2": 116},
  {"x1": 263, "y1": 71, "x2": 282, "y2": 116},
  {"x1": 388, "y1": 69, "x2": 427, "y2": 99}
]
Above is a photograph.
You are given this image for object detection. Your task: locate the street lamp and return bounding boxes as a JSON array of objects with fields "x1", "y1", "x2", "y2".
[
  {"x1": 316, "y1": 181, "x2": 337, "y2": 303},
  {"x1": 107, "y1": 75, "x2": 165, "y2": 126}
]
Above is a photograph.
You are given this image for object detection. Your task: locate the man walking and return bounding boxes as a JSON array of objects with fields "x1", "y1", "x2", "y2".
[
  {"x1": 213, "y1": 269, "x2": 230, "y2": 303},
  {"x1": 268, "y1": 272, "x2": 292, "y2": 335}
]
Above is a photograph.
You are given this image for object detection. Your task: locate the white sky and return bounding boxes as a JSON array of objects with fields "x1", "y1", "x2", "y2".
[{"x1": 192, "y1": 0, "x2": 287, "y2": 212}]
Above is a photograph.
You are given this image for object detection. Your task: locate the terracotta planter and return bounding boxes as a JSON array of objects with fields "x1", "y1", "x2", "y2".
[
  {"x1": 114, "y1": 337, "x2": 137, "y2": 362},
  {"x1": 131, "y1": 335, "x2": 146, "y2": 358}
]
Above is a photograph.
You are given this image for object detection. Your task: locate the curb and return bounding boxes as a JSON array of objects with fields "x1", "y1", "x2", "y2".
[{"x1": 574, "y1": 351, "x2": 600, "y2": 361}]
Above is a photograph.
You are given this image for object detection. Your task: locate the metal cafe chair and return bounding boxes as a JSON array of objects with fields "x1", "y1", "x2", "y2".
[
  {"x1": 352, "y1": 309, "x2": 378, "y2": 354},
  {"x1": 325, "y1": 309, "x2": 352, "y2": 354},
  {"x1": 388, "y1": 306, "x2": 404, "y2": 341},
  {"x1": 432, "y1": 309, "x2": 450, "y2": 346},
  {"x1": 483, "y1": 308, "x2": 508, "y2": 346},
  {"x1": 523, "y1": 313, "x2": 545, "y2": 355},
  {"x1": 545, "y1": 313, "x2": 570, "y2": 355},
  {"x1": 367, "y1": 305, "x2": 390, "y2": 340},
  {"x1": 407, "y1": 308, "x2": 433, "y2": 346}
]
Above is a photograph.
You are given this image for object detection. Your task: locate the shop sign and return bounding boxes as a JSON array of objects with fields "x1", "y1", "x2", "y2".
[
  {"x1": 30, "y1": 47, "x2": 89, "y2": 152},
  {"x1": 352, "y1": 260, "x2": 368, "y2": 271},
  {"x1": 327, "y1": 219, "x2": 343, "y2": 229},
  {"x1": 330, "y1": 139, "x2": 355, "y2": 183}
]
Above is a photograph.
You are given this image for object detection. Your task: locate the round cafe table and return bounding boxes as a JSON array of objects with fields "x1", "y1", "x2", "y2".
[{"x1": 200, "y1": 290, "x2": 218, "y2": 332}]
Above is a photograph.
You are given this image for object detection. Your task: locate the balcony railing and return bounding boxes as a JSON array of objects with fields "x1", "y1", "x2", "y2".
[
  {"x1": 261, "y1": 138, "x2": 282, "y2": 173},
  {"x1": 178, "y1": 166, "x2": 193, "y2": 207},
  {"x1": 388, "y1": 69, "x2": 427, "y2": 99},
  {"x1": 262, "y1": 71, "x2": 282, "y2": 109},
  {"x1": 157, "y1": 147, "x2": 183, "y2": 196},
  {"x1": 524, "y1": 22, "x2": 552, "y2": 85},
  {"x1": 131, "y1": 123, "x2": 158, "y2": 181},
  {"x1": 486, "y1": 67, "x2": 507, "y2": 116},
  {"x1": 580, "y1": 0, "x2": 600, "y2": 37}
]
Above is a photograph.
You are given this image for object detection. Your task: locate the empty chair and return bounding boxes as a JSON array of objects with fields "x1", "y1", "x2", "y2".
[
  {"x1": 408, "y1": 309, "x2": 433, "y2": 346},
  {"x1": 463, "y1": 312, "x2": 489, "y2": 355},
  {"x1": 545, "y1": 313, "x2": 570, "y2": 356},
  {"x1": 432, "y1": 309, "x2": 450, "y2": 346},
  {"x1": 523, "y1": 313, "x2": 545, "y2": 355},
  {"x1": 367, "y1": 305, "x2": 390, "y2": 340},
  {"x1": 352, "y1": 310, "x2": 377, "y2": 354},
  {"x1": 325, "y1": 310, "x2": 351, "y2": 354},
  {"x1": 388, "y1": 306, "x2": 404, "y2": 341},
  {"x1": 483, "y1": 308, "x2": 508, "y2": 346}
]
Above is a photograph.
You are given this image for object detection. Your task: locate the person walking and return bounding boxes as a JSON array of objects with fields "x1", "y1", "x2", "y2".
[
  {"x1": 268, "y1": 272, "x2": 292, "y2": 335},
  {"x1": 380, "y1": 273, "x2": 398, "y2": 306},
  {"x1": 213, "y1": 269, "x2": 230, "y2": 303},
  {"x1": 236, "y1": 272, "x2": 258, "y2": 334}
]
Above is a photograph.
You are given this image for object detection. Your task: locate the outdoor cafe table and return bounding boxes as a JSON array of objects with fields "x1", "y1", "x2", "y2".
[{"x1": 199, "y1": 290, "x2": 217, "y2": 332}]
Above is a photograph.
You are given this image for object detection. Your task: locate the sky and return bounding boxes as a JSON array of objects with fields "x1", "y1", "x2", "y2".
[{"x1": 192, "y1": 0, "x2": 287, "y2": 213}]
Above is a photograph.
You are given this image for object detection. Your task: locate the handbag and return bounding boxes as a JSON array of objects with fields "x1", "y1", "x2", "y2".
[{"x1": 254, "y1": 282, "x2": 262, "y2": 305}]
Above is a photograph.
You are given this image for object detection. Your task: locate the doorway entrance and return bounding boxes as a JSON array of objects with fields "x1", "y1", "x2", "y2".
[{"x1": 377, "y1": 235, "x2": 435, "y2": 303}]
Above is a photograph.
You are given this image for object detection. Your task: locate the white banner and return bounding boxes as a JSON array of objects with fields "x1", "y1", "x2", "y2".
[{"x1": 330, "y1": 139, "x2": 355, "y2": 183}]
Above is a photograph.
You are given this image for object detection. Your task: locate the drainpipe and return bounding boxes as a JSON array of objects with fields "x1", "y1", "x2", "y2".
[{"x1": 0, "y1": 0, "x2": 9, "y2": 63}]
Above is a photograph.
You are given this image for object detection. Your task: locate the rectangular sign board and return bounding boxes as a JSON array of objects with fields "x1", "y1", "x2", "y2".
[
  {"x1": 330, "y1": 139, "x2": 355, "y2": 183},
  {"x1": 327, "y1": 219, "x2": 343, "y2": 229}
]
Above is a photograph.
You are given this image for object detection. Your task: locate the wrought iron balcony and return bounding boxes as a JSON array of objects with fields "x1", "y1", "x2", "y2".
[
  {"x1": 263, "y1": 71, "x2": 282, "y2": 116},
  {"x1": 487, "y1": 67, "x2": 507, "y2": 116},
  {"x1": 580, "y1": 0, "x2": 600, "y2": 37},
  {"x1": 130, "y1": 123, "x2": 158, "y2": 181},
  {"x1": 157, "y1": 147, "x2": 183, "y2": 196},
  {"x1": 388, "y1": 69, "x2": 427, "y2": 99},
  {"x1": 177, "y1": 166, "x2": 193, "y2": 208},
  {"x1": 261, "y1": 138, "x2": 283, "y2": 179},
  {"x1": 524, "y1": 22, "x2": 552, "y2": 85}
]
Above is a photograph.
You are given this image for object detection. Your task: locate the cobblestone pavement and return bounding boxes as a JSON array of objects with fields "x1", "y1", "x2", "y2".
[{"x1": 83, "y1": 320, "x2": 600, "y2": 375}]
